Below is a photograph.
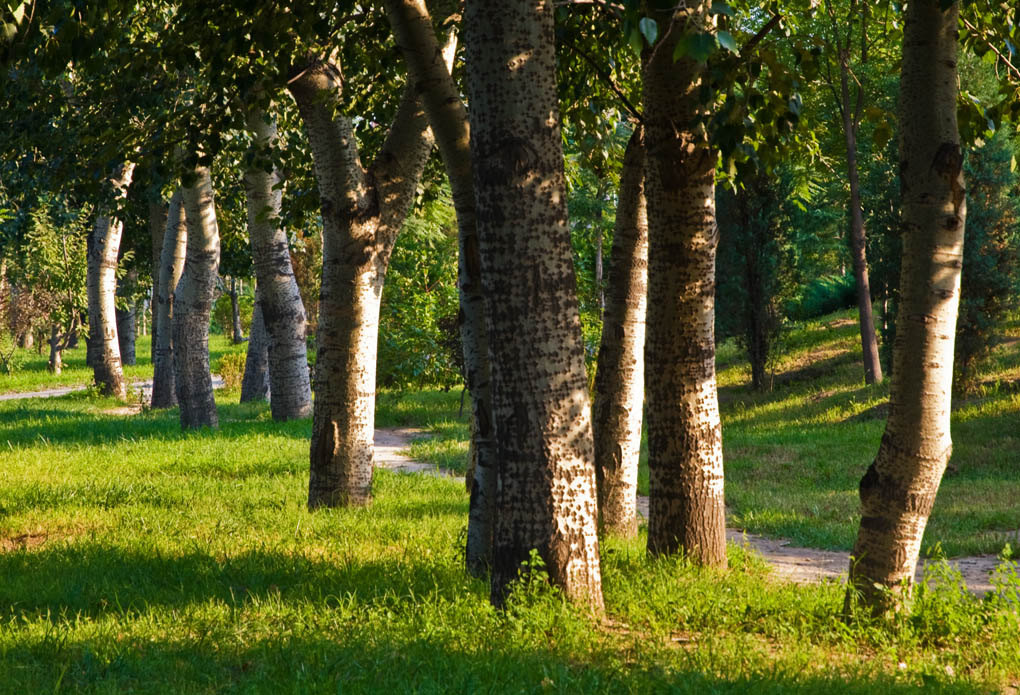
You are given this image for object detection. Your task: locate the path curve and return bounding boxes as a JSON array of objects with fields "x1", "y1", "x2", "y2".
[{"x1": 377, "y1": 427, "x2": 1014, "y2": 595}]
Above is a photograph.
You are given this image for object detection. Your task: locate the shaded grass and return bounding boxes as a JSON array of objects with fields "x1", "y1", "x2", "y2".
[{"x1": 0, "y1": 394, "x2": 1018, "y2": 692}]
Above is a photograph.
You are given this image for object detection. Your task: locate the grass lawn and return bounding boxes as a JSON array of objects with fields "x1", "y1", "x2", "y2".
[{"x1": 0, "y1": 388, "x2": 1018, "y2": 692}]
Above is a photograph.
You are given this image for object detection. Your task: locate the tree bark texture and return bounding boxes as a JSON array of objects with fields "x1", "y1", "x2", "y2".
[
  {"x1": 174, "y1": 165, "x2": 221, "y2": 429},
  {"x1": 87, "y1": 162, "x2": 136, "y2": 399},
  {"x1": 229, "y1": 277, "x2": 244, "y2": 343},
  {"x1": 241, "y1": 294, "x2": 270, "y2": 402},
  {"x1": 846, "y1": 0, "x2": 965, "y2": 614},
  {"x1": 151, "y1": 191, "x2": 187, "y2": 410},
  {"x1": 592, "y1": 127, "x2": 648, "y2": 538},
  {"x1": 289, "y1": 56, "x2": 433, "y2": 508},
  {"x1": 383, "y1": 0, "x2": 498, "y2": 576},
  {"x1": 116, "y1": 304, "x2": 136, "y2": 366},
  {"x1": 149, "y1": 200, "x2": 168, "y2": 364},
  {"x1": 642, "y1": 3, "x2": 727, "y2": 567},
  {"x1": 466, "y1": 0, "x2": 604, "y2": 611},
  {"x1": 244, "y1": 107, "x2": 312, "y2": 421}
]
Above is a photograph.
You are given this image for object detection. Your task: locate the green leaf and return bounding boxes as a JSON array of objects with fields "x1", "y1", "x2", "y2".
[
  {"x1": 716, "y1": 30, "x2": 738, "y2": 54},
  {"x1": 639, "y1": 17, "x2": 658, "y2": 46},
  {"x1": 674, "y1": 32, "x2": 716, "y2": 62},
  {"x1": 710, "y1": 2, "x2": 734, "y2": 16},
  {"x1": 628, "y1": 26, "x2": 644, "y2": 56}
]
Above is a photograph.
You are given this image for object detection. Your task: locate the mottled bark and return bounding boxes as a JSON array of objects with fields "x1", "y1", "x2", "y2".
[
  {"x1": 244, "y1": 107, "x2": 312, "y2": 420},
  {"x1": 174, "y1": 165, "x2": 221, "y2": 429},
  {"x1": 642, "y1": 3, "x2": 727, "y2": 567},
  {"x1": 149, "y1": 200, "x2": 168, "y2": 363},
  {"x1": 241, "y1": 295, "x2": 270, "y2": 402},
  {"x1": 116, "y1": 304, "x2": 136, "y2": 366},
  {"x1": 383, "y1": 0, "x2": 498, "y2": 576},
  {"x1": 289, "y1": 54, "x2": 433, "y2": 508},
  {"x1": 229, "y1": 277, "x2": 245, "y2": 343},
  {"x1": 593, "y1": 127, "x2": 648, "y2": 538},
  {"x1": 87, "y1": 162, "x2": 136, "y2": 399},
  {"x1": 846, "y1": 0, "x2": 965, "y2": 615},
  {"x1": 466, "y1": 0, "x2": 604, "y2": 611},
  {"x1": 151, "y1": 192, "x2": 187, "y2": 410}
]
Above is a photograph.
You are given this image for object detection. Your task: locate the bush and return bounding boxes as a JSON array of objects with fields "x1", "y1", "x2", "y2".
[
  {"x1": 785, "y1": 273, "x2": 858, "y2": 322},
  {"x1": 211, "y1": 292, "x2": 254, "y2": 336},
  {"x1": 216, "y1": 352, "x2": 246, "y2": 389}
]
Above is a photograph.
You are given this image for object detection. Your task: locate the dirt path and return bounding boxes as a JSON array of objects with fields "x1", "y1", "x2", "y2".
[
  {"x1": 0, "y1": 376, "x2": 225, "y2": 404},
  {"x1": 379, "y1": 427, "x2": 1013, "y2": 595}
]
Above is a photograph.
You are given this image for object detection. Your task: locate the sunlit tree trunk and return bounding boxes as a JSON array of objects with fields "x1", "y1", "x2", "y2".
[
  {"x1": 289, "y1": 56, "x2": 433, "y2": 508},
  {"x1": 244, "y1": 106, "x2": 312, "y2": 420},
  {"x1": 466, "y1": 0, "x2": 604, "y2": 611},
  {"x1": 846, "y1": 0, "x2": 965, "y2": 615},
  {"x1": 384, "y1": 0, "x2": 498, "y2": 576},
  {"x1": 87, "y1": 162, "x2": 136, "y2": 399},
  {"x1": 151, "y1": 191, "x2": 187, "y2": 410},
  {"x1": 241, "y1": 294, "x2": 270, "y2": 402},
  {"x1": 174, "y1": 164, "x2": 220, "y2": 429},
  {"x1": 642, "y1": 2, "x2": 727, "y2": 566},
  {"x1": 593, "y1": 127, "x2": 648, "y2": 538}
]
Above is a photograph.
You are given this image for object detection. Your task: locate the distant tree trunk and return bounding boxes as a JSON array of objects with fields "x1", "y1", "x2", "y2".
[
  {"x1": 466, "y1": 0, "x2": 604, "y2": 611},
  {"x1": 594, "y1": 201, "x2": 605, "y2": 314},
  {"x1": 87, "y1": 162, "x2": 136, "y2": 399},
  {"x1": 151, "y1": 191, "x2": 187, "y2": 410},
  {"x1": 228, "y1": 276, "x2": 244, "y2": 343},
  {"x1": 383, "y1": 0, "x2": 498, "y2": 576},
  {"x1": 289, "y1": 54, "x2": 433, "y2": 507},
  {"x1": 240, "y1": 294, "x2": 270, "y2": 402},
  {"x1": 149, "y1": 200, "x2": 168, "y2": 363},
  {"x1": 174, "y1": 164, "x2": 221, "y2": 429},
  {"x1": 593, "y1": 127, "x2": 648, "y2": 538},
  {"x1": 643, "y1": 2, "x2": 727, "y2": 567},
  {"x1": 18, "y1": 330, "x2": 32, "y2": 350},
  {"x1": 117, "y1": 268, "x2": 138, "y2": 367},
  {"x1": 48, "y1": 324, "x2": 62, "y2": 374},
  {"x1": 846, "y1": 0, "x2": 965, "y2": 616},
  {"x1": 244, "y1": 106, "x2": 312, "y2": 420}
]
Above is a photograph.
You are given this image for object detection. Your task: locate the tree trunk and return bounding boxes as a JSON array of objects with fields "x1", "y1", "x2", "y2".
[
  {"x1": 149, "y1": 200, "x2": 168, "y2": 363},
  {"x1": 48, "y1": 324, "x2": 62, "y2": 374},
  {"x1": 465, "y1": 0, "x2": 604, "y2": 611},
  {"x1": 151, "y1": 191, "x2": 187, "y2": 410},
  {"x1": 174, "y1": 164, "x2": 221, "y2": 429},
  {"x1": 846, "y1": 0, "x2": 965, "y2": 616},
  {"x1": 244, "y1": 106, "x2": 312, "y2": 420},
  {"x1": 383, "y1": 0, "x2": 499, "y2": 576},
  {"x1": 229, "y1": 277, "x2": 244, "y2": 343},
  {"x1": 592, "y1": 127, "x2": 648, "y2": 538},
  {"x1": 642, "y1": 3, "x2": 727, "y2": 567},
  {"x1": 116, "y1": 304, "x2": 136, "y2": 366},
  {"x1": 87, "y1": 162, "x2": 136, "y2": 399},
  {"x1": 289, "y1": 55, "x2": 433, "y2": 508},
  {"x1": 837, "y1": 51, "x2": 884, "y2": 385},
  {"x1": 240, "y1": 294, "x2": 270, "y2": 402}
]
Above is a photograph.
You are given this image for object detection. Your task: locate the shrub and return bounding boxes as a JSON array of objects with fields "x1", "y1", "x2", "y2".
[
  {"x1": 785, "y1": 273, "x2": 858, "y2": 322},
  {"x1": 216, "y1": 352, "x2": 247, "y2": 389}
]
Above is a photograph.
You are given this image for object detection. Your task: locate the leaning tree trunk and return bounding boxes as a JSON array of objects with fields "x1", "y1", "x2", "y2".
[
  {"x1": 642, "y1": 3, "x2": 727, "y2": 567},
  {"x1": 174, "y1": 164, "x2": 221, "y2": 429},
  {"x1": 592, "y1": 126, "x2": 648, "y2": 538},
  {"x1": 289, "y1": 55, "x2": 433, "y2": 508},
  {"x1": 87, "y1": 162, "x2": 136, "y2": 399},
  {"x1": 846, "y1": 0, "x2": 965, "y2": 616},
  {"x1": 243, "y1": 106, "x2": 312, "y2": 420},
  {"x1": 465, "y1": 0, "x2": 604, "y2": 611},
  {"x1": 240, "y1": 294, "x2": 270, "y2": 402},
  {"x1": 149, "y1": 200, "x2": 168, "y2": 363},
  {"x1": 383, "y1": 0, "x2": 498, "y2": 576},
  {"x1": 837, "y1": 53, "x2": 883, "y2": 385},
  {"x1": 151, "y1": 191, "x2": 187, "y2": 409}
]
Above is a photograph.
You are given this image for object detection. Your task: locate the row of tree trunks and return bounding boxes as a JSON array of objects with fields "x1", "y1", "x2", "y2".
[
  {"x1": 243, "y1": 107, "x2": 312, "y2": 421},
  {"x1": 87, "y1": 161, "x2": 136, "y2": 399},
  {"x1": 382, "y1": 0, "x2": 498, "y2": 576},
  {"x1": 289, "y1": 54, "x2": 434, "y2": 508},
  {"x1": 173, "y1": 163, "x2": 221, "y2": 429},
  {"x1": 465, "y1": 0, "x2": 604, "y2": 611},
  {"x1": 592, "y1": 126, "x2": 648, "y2": 539},
  {"x1": 151, "y1": 191, "x2": 187, "y2": 410},
  {"x1": 846, "y1": 0, "x2": 965, "y2": 615},
  {"x1": 642, "y1": 2, "x2": 727, "y2": 567}
]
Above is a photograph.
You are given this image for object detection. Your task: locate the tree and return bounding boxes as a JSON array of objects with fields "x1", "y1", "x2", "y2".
[
  {"x1": 151, "y1": 190, "x2": 186, "y2": 409},
  {"x1": 465, "y1": 0, "x2": 604, "y2": 610},
  {"x1": 642, "y1": 0, "x2": 727, "y2": 566},
  {"x1": 846, "y1": 0, "x2": 966, "y2": 616}
]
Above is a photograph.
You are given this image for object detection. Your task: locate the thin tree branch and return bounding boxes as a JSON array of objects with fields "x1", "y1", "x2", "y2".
[
  {"x1": 564, "y1": 39, "x2": 644, "y2": 123},
  {"x1": 962, "y1": 17, "x2": 1020, "y2": 83},
  {"x1": 740, "y1": 12, "x2": 782, "y2": 58}
]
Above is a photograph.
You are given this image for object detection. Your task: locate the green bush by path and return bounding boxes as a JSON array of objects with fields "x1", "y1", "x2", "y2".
[{"x1": 0, "y1": 391, "x2": 1017, "y2": 693}]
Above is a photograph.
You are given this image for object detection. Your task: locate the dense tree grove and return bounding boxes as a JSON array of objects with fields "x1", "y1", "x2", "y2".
[{"x1": 1, "y1": 0, "x2": 1019, "y2": 621}]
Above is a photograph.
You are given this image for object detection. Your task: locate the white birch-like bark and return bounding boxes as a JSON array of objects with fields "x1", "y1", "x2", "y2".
[
  {"x1": 241, "y1": 293, "x2": 270, "y2": 402},
  {"x1": 151, "y1": 191, "x2": 187, "y2": 409}
]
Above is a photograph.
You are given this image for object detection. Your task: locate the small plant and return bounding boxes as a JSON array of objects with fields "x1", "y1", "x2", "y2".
[
  {"x1": 216, "y1": 352, "x2": 246, "y2": 389},
  {"x1": 0, "y1": 333, "x2": 23, "y2": 375}
]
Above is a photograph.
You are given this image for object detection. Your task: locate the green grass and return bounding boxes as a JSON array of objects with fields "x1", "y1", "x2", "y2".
[
  {"x1": 1, "y1": 390, "x2": 1018, "y2": 692},
  {"x1": 0, "y1": 334, "x2": 247, "y2": 395}
]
